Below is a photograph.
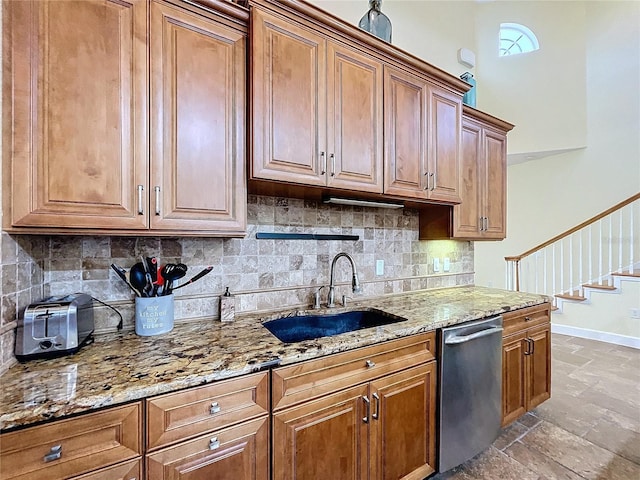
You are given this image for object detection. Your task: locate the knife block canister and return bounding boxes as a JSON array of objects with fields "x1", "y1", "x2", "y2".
[{"x1": 135, "y1": 295, "x2": 174, "y2": 336}]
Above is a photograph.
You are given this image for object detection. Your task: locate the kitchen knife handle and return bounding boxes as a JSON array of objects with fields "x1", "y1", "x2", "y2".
[{"x1": 137, "y1": 185, "x2": 144, "y2": 215}]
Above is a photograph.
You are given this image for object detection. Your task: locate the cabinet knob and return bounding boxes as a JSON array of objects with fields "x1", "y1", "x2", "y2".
[
  {"x1": 43, "y1": 445, "x2": 62, "y2": 463},
  {"x1": 365, "y1": 360, "x2": 376, "y2": 368},
  {"x1": 210, "y1": 401, "x2": 221, "y2": 414},
  {"x1": 209, "y1": 437, "x2": 220, "y2": 450},
  {"x1": 524, "y1": 316, "x2": 532, "y2": 322}
]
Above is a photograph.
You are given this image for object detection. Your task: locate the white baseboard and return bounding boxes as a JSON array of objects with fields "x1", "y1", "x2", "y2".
[{"x1": 551, "y1": 324, "x2": 640, "y2": 349}]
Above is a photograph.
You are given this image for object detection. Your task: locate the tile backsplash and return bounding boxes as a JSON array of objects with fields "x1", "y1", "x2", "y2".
[{"x1": 0, "y1": 195, "x2": 474, "y2": 373}]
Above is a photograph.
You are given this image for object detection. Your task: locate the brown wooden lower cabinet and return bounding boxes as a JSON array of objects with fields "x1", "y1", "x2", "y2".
[
  {"x1": 272, "y1": 363, "x2": 437, "y2": 480},
  {"x1": 71, "y1": 459, "x2": 141, "y2": 480},
  {"x1": 146, "y1": 416, "x2": 269, "y2": 480},
  {"x1": 0, "y1": 403, "x2": 141, "y2": 480},
  {"x1": 502, "y1": 304, "x2": 552, "y2": 427}
]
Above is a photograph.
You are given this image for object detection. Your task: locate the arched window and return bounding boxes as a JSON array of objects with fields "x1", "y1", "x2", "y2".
[{"x1": 499, "y1": 23, "x2": 539, "y2": 56}]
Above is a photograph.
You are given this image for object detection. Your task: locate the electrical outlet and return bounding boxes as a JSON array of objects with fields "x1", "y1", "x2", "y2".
[
  {"x1": 376, "y1": 259, "x2": 384, "y2": 276},
  {"x1": 631, "y1": 308, "x2": 640, "y2": 319},
  {"x1": 443, "y1": 258, "x2": 450, "y2": 272},
  {"x1": 433, "y1": 258, "x2": 440, "y2": 272}
]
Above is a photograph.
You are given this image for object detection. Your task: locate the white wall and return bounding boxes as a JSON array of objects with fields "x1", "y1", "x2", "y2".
[
  {"x1": 475, "y1": 1, "x2": 588, "y2": 155},
  {"x1": 312, "y1": 0, "x2": 477, "y2": 77},
  {"x1": 475, "y1": 0, "x2": 640, "y2": 297}
]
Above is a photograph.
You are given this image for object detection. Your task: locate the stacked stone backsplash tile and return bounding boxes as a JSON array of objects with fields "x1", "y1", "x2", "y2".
[
  {"x1": 0, "y1": 195, "x2": 474, "y2": 370},
  {"x1": 0, "y1": 234, "x2": 48, "y2": 374}
]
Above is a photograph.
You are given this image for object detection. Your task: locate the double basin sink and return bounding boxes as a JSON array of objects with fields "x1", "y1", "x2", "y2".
[{"x1": 262, "y1": 309, "x2": 406, "y2": 343}]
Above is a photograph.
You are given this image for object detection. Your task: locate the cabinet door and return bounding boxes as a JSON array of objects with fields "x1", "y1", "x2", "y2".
[
  {"x1": 150, "y1": 1, "x2": 246, "y2": 234},
  {"x1": 6, "y1": 0, "x2": 148, "y2": 230},
  {"x1": 427, "y1": 86, "x2": 461, "y2": 203},
  {"x1": 482, "y1": 129, "x2": 508, "y2": 239},
  {"x1": 526, "y1": 324, "x2": 551, "y2": 410},
  {"x1": 326, "y1": 42, "x2": 383, "y2": 193},
  {"x1": 250, "y1": 8, "x2": 326, "y2": 186},
  {"x1": 272, "y1": 385, "x2": 369, "y2": 480},
  {"x1": 383, "y1": 66, "x2": 429, "y2": 199},
  {"x1": 502, "y1": 331, "x2": 527, "y2": 427},
  {"x1": 146, "y1": 416, "x2": 269, "y2": 480},
  {"x1": 453, "y1": 118, "x2": 483, "y2": 237},
  {"x1": 369, "y1": 363, "x2": 437, "y2": 480}
]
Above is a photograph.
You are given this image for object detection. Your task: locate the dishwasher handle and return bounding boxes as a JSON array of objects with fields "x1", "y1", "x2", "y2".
[{"x1": 444, "y1": 326, "x2": 503, "y2": 345}]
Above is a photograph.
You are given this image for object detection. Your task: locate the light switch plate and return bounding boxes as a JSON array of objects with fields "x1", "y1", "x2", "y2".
[
  {"x1": 433, "y1": 258, "x2": 440, "y2": 272},
  {"x1": 376, "y1": 259, "x2": 384, "y2": 276},
  {"x1": 443, "y1": 258, "x2": 450, "y2": 272}
]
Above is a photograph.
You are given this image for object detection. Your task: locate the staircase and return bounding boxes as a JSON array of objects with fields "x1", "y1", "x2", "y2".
[{"x1": 505, "y1": 193, "x2": 640, "y2": 347}]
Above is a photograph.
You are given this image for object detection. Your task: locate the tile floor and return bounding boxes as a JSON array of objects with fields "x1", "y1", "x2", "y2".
[{"x1": 431, "y1": 334, "x2": 640, "y2": 480}]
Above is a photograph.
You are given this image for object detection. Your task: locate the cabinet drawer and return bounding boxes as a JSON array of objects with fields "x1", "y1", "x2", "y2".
[
  {"x1": 502, "y1": 303, "x2": 550, "y2": 336},
  {"x1": 272, "y1": 332, "x2": 436, "y2": 411},
  {"x1": 0, "y1": 403, "x2": 141, "y2": 480},
  {"x1": 71, "y1": 459, "x2": 141, "y2": 480},
  {"x1": 146, "y1": 371, "x2": 269, "y2": 451},
  {"x1": 146, "y1": 416, "x2": 269, "y2": 480}
]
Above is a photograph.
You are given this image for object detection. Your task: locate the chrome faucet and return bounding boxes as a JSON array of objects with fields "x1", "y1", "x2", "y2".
[{"x1": 327, "y1": 252, "x2": 362, "y2": 307}]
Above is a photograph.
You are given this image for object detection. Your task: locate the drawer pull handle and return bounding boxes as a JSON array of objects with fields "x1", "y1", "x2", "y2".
[
  {"x1": 362, "y1": 396, "x2": 370, "y2": 423},
  {"x1": 209, "y1": 437, "x2": 220, "y2": 450},
  {"x1": 43, "y1": 445, "x2": 62, "y2": 462},
  {"x1": 372, "y1": 392, "x2": 380, "y2": 420},
  {"x1": 210, "y1": 402, "x2": 221, "y2": 414},
  {"x1": 365, "y1": 360, "x2": 376, "y2": 368}
]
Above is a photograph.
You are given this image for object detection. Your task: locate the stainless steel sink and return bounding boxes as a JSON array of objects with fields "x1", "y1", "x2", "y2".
[{"x1": 262, "y1": 309, "x2": 406, "y2": 343}]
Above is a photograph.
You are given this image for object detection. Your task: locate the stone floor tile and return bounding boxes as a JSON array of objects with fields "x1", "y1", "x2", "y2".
[
  {"x1": 583, "y1": 416, "x2": 640, "y2": 464},
  {"x1": 503, "y1": 440, "x2": 585, "y2": 480},
  {"x1": 533, "y1": 392, "x2": 609, "y2": 436},
  {"x1": 516, "y1": 412, "x2": 543, "y2": 429},
  {"x1": 520, "y1": 421, "x2": 640, "y2": 480},
  {"x1": 455, "y1": 446, "x2": 540, "y2": 480},
  {"x1": 553, "y1": 349, "x2": 594, "y2": 367},
  {"x1": 577, "y1": 387, "x2": 640, "y2": 420},
  {"x1": 493, "y1": 422, "x2": 530, "y2": 451}
]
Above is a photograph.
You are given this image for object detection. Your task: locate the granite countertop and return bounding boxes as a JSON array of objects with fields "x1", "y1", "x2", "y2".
[{"x1": 0, "y1": 286, "x2": 548, "y2": 432}]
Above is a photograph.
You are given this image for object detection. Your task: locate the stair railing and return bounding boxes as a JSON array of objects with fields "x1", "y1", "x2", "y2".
[{"x1": 505, "y1": 193, "x2": 640, "y2": 302}]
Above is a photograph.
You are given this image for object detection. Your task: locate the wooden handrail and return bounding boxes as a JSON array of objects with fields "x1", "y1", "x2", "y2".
[{"x1": 505, "y1": 192, "x2": 640, "y2": 262}]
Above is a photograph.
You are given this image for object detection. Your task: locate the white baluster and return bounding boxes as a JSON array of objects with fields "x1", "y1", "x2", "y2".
[
  {"x1": 569, "y1": 234, "x2": 574, "y2": 294},
  {"x1": 534, "y1": 252, "x2": 539, "y2": 294},
  {"x1": 619, "y1": 209, "x2": 624, "y2": 274},
  {"x1": 552, "y1": 243, "x2": 556, "y2": 297},
  {"x1": 631, "y1": 203, "x2": 635, "y2": 273},
  {"x1": 589, "y1": 224, "x2": 593, "y2": 284},
  {"x1": 599, "y1": 219, "x2": 603, "y2": 284},
  {"x1": 560, "y1": 238, "x2": 564, "y2": 294},
  {"x1": 608, "y1": 215, "x2": 613, "y2": 281},
  {"x1": 579, "y1": 230, "x2": 583, "y2": 290},
  {"x1": 543, "y1": 248, "x2": 547, "y2": 297}
]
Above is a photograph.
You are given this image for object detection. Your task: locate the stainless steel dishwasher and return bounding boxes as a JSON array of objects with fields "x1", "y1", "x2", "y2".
[{"x1": 438, "y1": 315, "x2": 503, "y2": 473}]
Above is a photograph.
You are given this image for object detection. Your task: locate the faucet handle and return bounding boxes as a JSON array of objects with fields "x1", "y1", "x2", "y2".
[
  {"x1": 341, "y1": 295, "x2": 352, "y2": 307},
  {"x1": 313, "y1": 286, "x2": 325, "y2": 309}
]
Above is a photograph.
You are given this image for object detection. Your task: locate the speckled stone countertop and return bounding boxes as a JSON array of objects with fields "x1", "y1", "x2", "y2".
[{"x1": 0, "y1": 286, "x2": 548, "y2": 431}]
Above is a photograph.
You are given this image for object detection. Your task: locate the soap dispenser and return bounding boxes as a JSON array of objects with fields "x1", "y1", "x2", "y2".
[{"x1": 219, "y1": 287, "x2": 235, "y2": 322}]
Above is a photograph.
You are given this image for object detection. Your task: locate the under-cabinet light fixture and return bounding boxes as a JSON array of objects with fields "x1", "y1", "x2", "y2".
[{"x1": 322, "y1": 197, "x2": 404, "y2": 209}]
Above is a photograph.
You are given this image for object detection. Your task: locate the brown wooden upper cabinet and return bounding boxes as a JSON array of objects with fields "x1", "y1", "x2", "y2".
[
  {"x1": 3, "y1": 0, "x2": 247, "y2": 236},
  {"x1": 384, "y1": 66, "x2": 462, "y2": 203},
  {"x1": 453, "y1": 107, "x2": 514, "y2": 240},
  {"x1": 250, "y1": 7, "x2": 384, "y2": 193}
]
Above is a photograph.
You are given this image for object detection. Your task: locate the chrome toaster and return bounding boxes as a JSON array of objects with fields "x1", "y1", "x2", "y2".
[{"x1": 15, "y1": 293, "x2": 94, "y2": 361}]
